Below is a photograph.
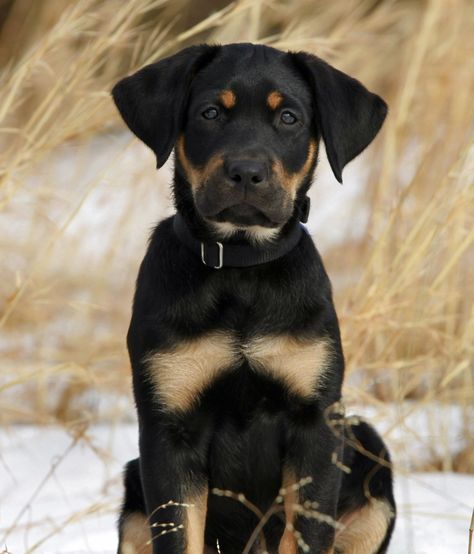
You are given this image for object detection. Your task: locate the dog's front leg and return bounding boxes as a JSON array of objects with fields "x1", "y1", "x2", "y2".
[
  {"x1": 139, "y1": 418, "x2": 209, "y2": 554},
  {"x1": 281, "y1": 415, "x2": 343, "y2": 554}
]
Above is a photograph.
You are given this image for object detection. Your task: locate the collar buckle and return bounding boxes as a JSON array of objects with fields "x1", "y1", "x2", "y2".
[{"x1": 201, "y1": 241, "x2": 224, "y2": 269}]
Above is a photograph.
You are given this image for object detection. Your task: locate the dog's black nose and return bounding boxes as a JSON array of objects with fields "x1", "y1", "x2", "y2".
[{"x1": 226, "y1": 160, "x2": 268, "y2": 186}]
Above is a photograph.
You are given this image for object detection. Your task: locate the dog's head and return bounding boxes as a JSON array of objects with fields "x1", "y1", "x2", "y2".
[{"x1": 112, "y1": 43, "x2": 387, "y2": 240}]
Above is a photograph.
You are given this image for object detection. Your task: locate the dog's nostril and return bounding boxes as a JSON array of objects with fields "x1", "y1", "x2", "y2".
[
  {"x1": 227, "y1": 160, "x2": 267, "y2": 186},
  {"x1": 231, "y1": 173, "x2": 242, "y2": 183}
]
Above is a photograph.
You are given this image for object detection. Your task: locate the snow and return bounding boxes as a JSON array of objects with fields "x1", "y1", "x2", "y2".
[{"x1": 1, "y1": 424, "x2": 472, "y2": 553}]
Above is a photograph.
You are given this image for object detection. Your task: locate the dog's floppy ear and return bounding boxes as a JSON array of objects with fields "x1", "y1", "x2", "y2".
[
  {"x1": 292, "y1": 52, "x2": 387, "y2": 183},
  {"x1": 112, "y1": 45, "x2": 220, "y2": 168}
]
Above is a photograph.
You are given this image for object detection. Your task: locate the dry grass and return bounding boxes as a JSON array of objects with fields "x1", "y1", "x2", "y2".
[{"x1": 0, "y1": 0, "x2": 473, "y2": 472}]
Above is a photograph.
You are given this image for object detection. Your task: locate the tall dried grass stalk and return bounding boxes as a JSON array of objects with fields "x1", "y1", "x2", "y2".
[{"x1": 0, "y1": 0, "x2": 472, "y2": 470}]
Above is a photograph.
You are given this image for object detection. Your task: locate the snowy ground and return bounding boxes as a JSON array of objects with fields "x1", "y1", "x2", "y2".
[{"x1": 1, "y1": 424, "x2": 472, "y2": 554}]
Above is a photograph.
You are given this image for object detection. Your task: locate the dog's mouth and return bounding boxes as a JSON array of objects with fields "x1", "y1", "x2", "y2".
[
  {"x1": 194, "y1": 180, "x2": 294, "y2": 229},
  {"x1": 211, "y1": 203, "x2": 276, "y2": 227}
]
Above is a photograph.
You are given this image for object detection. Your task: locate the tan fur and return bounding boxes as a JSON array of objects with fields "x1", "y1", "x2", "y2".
[
  {"x1": 185, "y1": 489, "x2": 208, "y2": 554},
  {"x1": 219, "y1": 89, "x2": 236, "y2": 109},
  {"x1": 244, "y1": 335, "x2": 333, "y2": 398},
  {"x1": 176, "y1": 135, "x2": 224, "y2": 190},
  {"x1": 146, "y1": 331, "x2": 332, "y2": 411},
  {"x1": 335, "y1": 499, "x2": 394, "y2": 554},
  {"x1": 272, "y1": 140, "x2": 317, "y2": 197},
  {"x1": 208, "y1": 220, "x2": 280, "y2": 244},
  {"x1": 120, "y1": 513, "x2": 152, "y2": 554},
  {"x1": 176, "y1": 135, "x2": 200, "y2": 188},
  {"x1": 120, "y1": 495, "x2": 209, "y2": 554},
  {"x1": 267, "y1": 91, "x2": 283, "y2": 110},
  {"x1": 279, "y1": 469, "x2": 298, "y2": 554},
  {"x1": 145, "y1": 331, "x2": 239, "y2": 412}
]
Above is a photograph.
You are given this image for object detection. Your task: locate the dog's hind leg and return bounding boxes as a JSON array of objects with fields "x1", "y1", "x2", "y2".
[
  {"x1": 334, "y1": 420, "x2": 396, "y2": 554},
  {"x1": 117, "y1": 458, "x2": 151, "y2": 554}
]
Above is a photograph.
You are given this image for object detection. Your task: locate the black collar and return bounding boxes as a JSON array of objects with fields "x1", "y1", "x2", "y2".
[{"x1": 173, "y1": 213, "x2": 307, "y2": 269}]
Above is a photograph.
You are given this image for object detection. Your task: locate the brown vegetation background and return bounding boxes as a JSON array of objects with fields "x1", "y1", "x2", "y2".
[{"x1": 0, "y1": 0, "x2": 473, "y2": 473}]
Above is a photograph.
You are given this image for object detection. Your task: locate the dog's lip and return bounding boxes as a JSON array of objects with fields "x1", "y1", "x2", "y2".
[
  {"x1": 213, "y1": 203, "x2": 278, "y2": 227},
  {"x1": 224, "y1": 203, "x2": 261, "y2": 216}
]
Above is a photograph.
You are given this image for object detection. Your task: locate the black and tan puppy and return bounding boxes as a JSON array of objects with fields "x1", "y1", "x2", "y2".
[{"x1": 112, "y1": 43, "x2": 396, "y2": 554}]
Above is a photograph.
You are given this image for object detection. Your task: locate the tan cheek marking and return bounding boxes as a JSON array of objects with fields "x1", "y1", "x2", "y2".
[
  {"x1": 279, "y1": 469, "x2": 298, "y2": 554},
  {"x1": 335, "y1": 499, "x2": 394, "y2": 554},
  {"x1": 145, "y1": 332, "x2": 239, "y2": 412},
  {"x1": 120, "y1": 513, "x2": 152, "y2": 554},
  {"x1": 244, "y1": 335, "x2": 333, "y2": 398},
  {"x1": 267, "y1": 91, "x2": 283, "y2": 110},
  {"x1": 201, "y1": 153, "x2": 224, "y2": 184},
  {"x1": 177, "y1": 135, "x2": 200, "y2": 189},
  {"x1": 176, "y1": 135, "x2": 224, "y2": 191},
  {"x1": 273, "y1": 140, "x2": 318, "y2": 197},
  {"x1": 219, "y1": 89, "x2": 236, "y2": 109},
  {"x1": 185, "y1": 488, "x2": 208, "y2": 554}
]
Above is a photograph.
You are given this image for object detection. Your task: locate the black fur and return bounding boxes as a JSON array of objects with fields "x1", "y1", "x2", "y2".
[
  {"x1": 291, "y1": 52, "x2": 388, "y2": 183},
  {"x1": 112, "y1": 43, "x2": 395, "y2": 554},
  {"x1": 338, "y1": 420, "x2": 396, "y2": 554},
  {"x1": 118, "y1": 458, "x2": 146, "y2": 537},
  {"x1": 112, "y1": 45, "x2": 220, "y2": 168},
  {"x1": 120, "y1": 420, "x2": 396, "y2": 553}
]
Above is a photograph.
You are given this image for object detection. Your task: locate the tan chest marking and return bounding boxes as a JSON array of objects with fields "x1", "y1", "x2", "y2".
[
  {"x1": 145, "y1": 331, "x2": 239, "y2": 412},
  {"x1": 244, "y1": 334, "x2": 333, "y2": 398},
  {"x1": 145, "y1": 333, "x2": 332, "y2": 411}
]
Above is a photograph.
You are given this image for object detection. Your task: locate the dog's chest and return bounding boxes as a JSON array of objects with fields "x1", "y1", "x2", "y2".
[{"x1": 145, "y1": 331, "x2": 332, "y2": 412}]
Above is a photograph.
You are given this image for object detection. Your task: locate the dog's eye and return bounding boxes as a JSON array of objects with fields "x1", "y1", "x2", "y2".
[
  {"x1": 202, "y1": 107, "x2": 219, "y2": 120},
  {"x1": 281, "y1": 111, "x2": 297, "y2": 125}
]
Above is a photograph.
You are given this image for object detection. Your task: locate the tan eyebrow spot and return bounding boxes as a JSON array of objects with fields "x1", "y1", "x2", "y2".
[
  {"x1": 267, "y1": 91, "x2": 283, "y2": 110},
  {"x1": 219, "y1": 89, "x2": 236, "y2": 109}
]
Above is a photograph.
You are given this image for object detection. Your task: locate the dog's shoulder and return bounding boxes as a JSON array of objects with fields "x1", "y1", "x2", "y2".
[{"x1": 133, "y1": 216, "x2": 204, "y2": 305}]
